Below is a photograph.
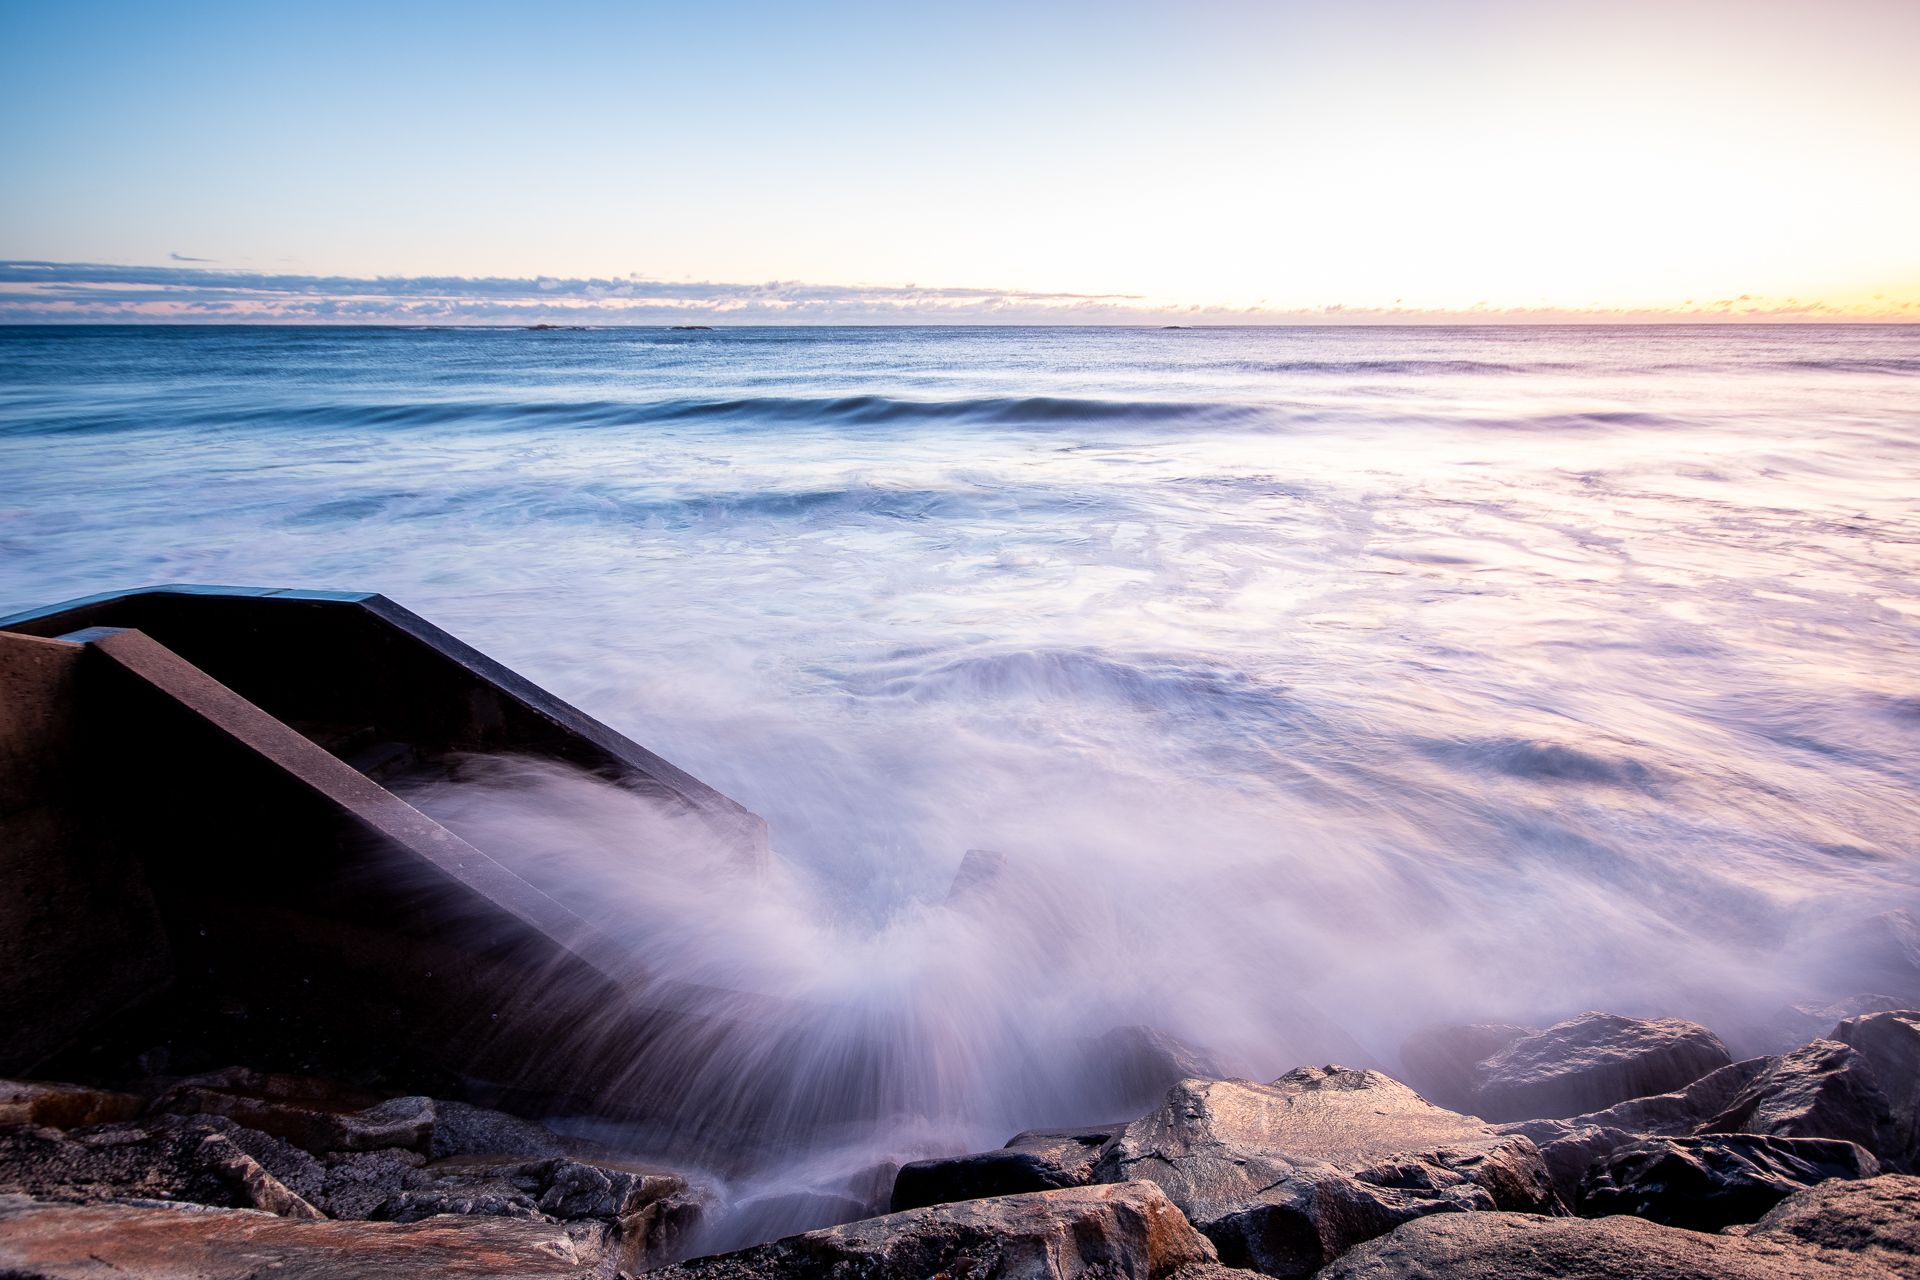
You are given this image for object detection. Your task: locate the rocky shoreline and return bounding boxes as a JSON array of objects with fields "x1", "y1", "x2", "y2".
[{"x1": 3, "y1": 1005, "x2": 1918, "y2": 1278}]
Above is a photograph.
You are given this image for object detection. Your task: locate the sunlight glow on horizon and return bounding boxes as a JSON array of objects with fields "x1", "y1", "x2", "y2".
[{"x1": 2, "y1": 0, "x2": 1915, "y2": 317}]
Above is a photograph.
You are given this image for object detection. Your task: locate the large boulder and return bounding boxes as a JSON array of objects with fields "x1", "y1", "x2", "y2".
[
  {"x1": 0, "y1": 1193, "x2": 611, "y2": 1278},
  {"x1": 1698, "y1": 1038, "x2": 1900, "y2": 1159},
  {"x1": 1315, "y1": 1209, "x2": 1891, "y2": 1279},
  {"x1": 890, "y1": 1124, "x2": 1120, "y2": 1213},
  {"x1": 655, "y1": 1182, "x2": 1216, "y2": 1280},
  {"x1": 1467, "y1": 1012, "x2": 1733, "y2": 1122},
  {"x1": 430, "y1": 1099, "x2": 575, "y2": 1159},
  {"x1": 1834, "y1": 1010, "x2": 1920, "y2": 1166},
  {"x1": 1397, "y1": 1024, "x2": 1534, "y2": 1113},
  {"x1": 1576, "y1": 1134, "x2": 1878, "y2": 1231},
  {"x1": 1090, "y1": 1067, "x2": 1557, "y2": 1277},
  {"x1": 1733, "y1": 1172, "x2": 1920, "y2": 1274},
  {"x1": 155, "y1": 1070, "x2": 435, "y2": 1157}
]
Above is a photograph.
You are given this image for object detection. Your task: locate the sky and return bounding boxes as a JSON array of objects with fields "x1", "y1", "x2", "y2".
[{"x1": 2, "y1": 0, "x2": 1917, "y2": 321}]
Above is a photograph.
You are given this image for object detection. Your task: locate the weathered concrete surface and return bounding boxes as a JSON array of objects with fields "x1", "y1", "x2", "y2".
[
  {"x1": 1699, "y1": 1038, "x2": 1900, "y2": 1159},
  {"x1": 0, "y1": 1079, "x2": 144, "y2": 1129},
  {"x1": 1397, "y1": 1024, "x2": 1534, "y2": 1114},
  {"x1": 659, "y1": 1183, "x2": 1216, "y2": 1280},
  {"x1": 1734, "y1": 1172, "x2": 1920, "y2": 1275},
  {"x1": 0, "y1": 630, "x2": 172, "y2": 1075},
  {"x1": 1317, "y1": 1209, "x2": 1892, "y2": 1280},
  {"x1": 1468, "y1": 1012, "x2": 1733, "y2": 1122},
  {"x1": 0, "y1": 1193, "x2": 610, "y2": 1278},
  {"x1": 1091, "y1": 1068, "x2": 1556, "y2": 1277},
  {"x1": 1835, "y1": 1010, "x2": 1920, "y2": 1165},
  {"x1": 1576, "y1": 1134, "x2": 1878, "y2": 1231}
]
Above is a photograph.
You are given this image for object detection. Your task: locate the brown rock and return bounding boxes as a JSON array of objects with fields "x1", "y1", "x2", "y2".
[
  {"x1": 156, "y1": 1071, "x2": 434, "y2": 1156},
  {"x1": 1316, "y1": 1210, "x2": 1891, "y2": 1279},
  {"x1": 1090, "y1": 1067, "x2": 1557, "y2": 1278},
  {"x1": 0, "y1": 1121, "x2": 321, "y2": 1218},
  {"x1": 1834, "y1": 1010, "x2": 1920, "y2": 1165},
  {"x1": 658, "y1": 1182, "x2": 1215, "y2": 1280},
  {"x1": 1741, "y1": 1172, "x2": 1920, "y2": 1275},
  {"x1": 1468, "y1": 1012, "x2": 1733, "y2": 1122},
  {"x1": 0, "y1": 1079, "x2": 144, "y2": 1130},
  {"x1": 0, "y1": 1192, "x2": 610, "y2": 1277},
  {"x1": 1698, "y1": 1038, "x2": 1899, "y2": 1159}
]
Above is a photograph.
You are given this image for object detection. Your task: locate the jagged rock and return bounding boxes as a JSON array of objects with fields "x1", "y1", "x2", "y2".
[
  {"x1": 1088, "y1": 1025, "x2": 1255, "y2": 1114},
  {"x1": 1576, "y1": 1134, "x2": 1878, "y2": 1231},
  {"x1": 1835, "y1": 1010, "x2": 1920, "y2": 1165},
  {"x1": 157, "y1": 1074, "x2": 434, "y2": 1156},
  {"x1": 1698, "y1": 1038, "x2": 1900, "y2": 1159},
  {"x1": 1090, "y1": 1067, "x2": 1557, "y2": 1277},
  {"x1": 0, "y1": 1078, "x2": 145, "y2": 1129},
  {"x1": 1493, "y1": 1055, "x2": 1781, "y2": 1202},
  {"x1": 1397, "y1": 1024, "x2": 1534, "y2": 1113},
  {"x1": 891, "y1": 1124, "x2": 1119, "y2": 1212},
  {"x1": 1467, "y1": 1012, "x2": 1733, "y2": 1122},
  {"x1": 145, "y1": 1112, "x2": 328, "y2": 1206},
  {"x1": 1735, "y1": 1172, "x2": 1920, "y2": 1274},
  {"x1": 373, "y1": 1186, "x2": 550, "y2": 1223},
  {"x1": 656, "y1": 1182, "x2": 1216, "y2": 1280},
  {"x1": 1757, "y1": 995, "x2": 1906, "y2": 1055},
  {"x1": 1316, "y1": 1209, "x2": 1887, "y2": 1279},
  {"x1": 0, "y1": 1121, "x2": 323, "y2": 1218},
  {"x1": 431, "y1": 1099, "x2": 574, "y2": 1159},
  {"x1": 316, "y1": 1146, "x2": 435, "y2": 1220},
  {"x1": 0, "y1": 1193, "x2": 611, "y2": 1277}
]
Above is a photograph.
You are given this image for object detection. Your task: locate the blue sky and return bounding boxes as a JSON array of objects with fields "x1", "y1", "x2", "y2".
[{"x1": 3, "y1": 0, "x2": 1916, "y2": 318}]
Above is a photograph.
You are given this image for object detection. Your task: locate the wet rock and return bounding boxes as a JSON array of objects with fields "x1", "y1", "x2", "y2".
[
  {"x1": 0, "y1": 1121, "x2": 324, "y2": 1218},
  {"x1": 1467, "y1": 1012, "x2": 1734, "y2": 1122},
  {"x1": 1487, "y1": 1120, "x2": 1637, "y2": 1207},
  {"x1": 1834, "y1": 1009, "x2": 1920, "y2": 1165},
  {"x1": 1088, "y1": 1025, "x2": 1256, "y2": 1115},
  {"x1": 1576, "y1": 1134, "x2": 1878, "y2": 1232},
  {"x1": 315, "y1": 1146, "x2": 434, "y2": 1220},
  {"x1": 1698, "y1": 1038, "x2": 1900, "y2": 1159},
  {"x1": 1091, "y1": 1067, "x2": 1557, "y2": 1278},
  {"x1": 1397, "y1": 1024, "x2": 1534, "y2": 1113},
  {"x1": 0, "y1": 1078, "x2": 145, "y2": 1129},
  {"x1": 431, "y1": 1098, "x2": 574, "y2": 1159},
  {"x1": 1757, "y1": 994, "x2": 1906, "y2": 1055},
  {"x1": 0, "y1": 1193, "x2": 611, "y2": 1277},
  {"x1": 156, "y1": 1073, "x2": 435, "y2": 1155},
  {"x1": 891, "y1": 1149, "x2": 1083, "y2": 1212},
  {"x1": 1004, "y1": 1123, "x2": 1124, "y2": 1184},
  {"x1": 1316, "y1": 1209, "x2": 1879, "y2": 1279},
  {"x1": 1737, "y1": 1172, "x2": 1920, "y2": 1274},
  {"x1": 373, "y1": 1185, "x2": 549, "y2": 1222},
  {"x1": 656, "y1": 1182, "x2": 1216, "y2": 1280}
]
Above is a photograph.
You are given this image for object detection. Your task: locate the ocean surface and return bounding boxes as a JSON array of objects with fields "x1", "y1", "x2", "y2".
[{"x1": 4, "y1": 323, "x2": 1919, "y2": 1237}]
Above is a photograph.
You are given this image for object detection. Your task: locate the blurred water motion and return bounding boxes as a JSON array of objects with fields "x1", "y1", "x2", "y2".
[{"x1": 3, "y1": 323, "x2": 1918, "y2": 1244}]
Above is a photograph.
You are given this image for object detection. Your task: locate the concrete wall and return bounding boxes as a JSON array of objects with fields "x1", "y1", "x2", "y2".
[{"x1": 0, "y1": 631, "x2": 172, "y2": 1074}]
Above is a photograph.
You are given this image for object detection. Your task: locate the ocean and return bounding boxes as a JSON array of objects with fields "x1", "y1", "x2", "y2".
[{"x1": 4, "y1": 322, "x2": 1918, "y2": 1237}]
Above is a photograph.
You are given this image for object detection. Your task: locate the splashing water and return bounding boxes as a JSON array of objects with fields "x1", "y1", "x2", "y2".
[{"x1": 4, "y1": 323, "x2": 1919, "y2": 1244}]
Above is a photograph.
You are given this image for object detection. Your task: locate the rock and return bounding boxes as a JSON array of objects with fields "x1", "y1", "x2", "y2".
[
  {"x1": 1088, "y1": 1025, "x2": 1255, "y2": 1115},
  {"x1": 0, "y1": 1192, "x2": 611, "y2": 1277},
  {"x1": 1834, "y1": 1010, "x2": 1920, "y2": 1165},
  {"x1": 1468, "y1": 1012, "x2": 1734, "y2": 1122},
  {"x1": 1739, "y1": 1172, "x2": 1920, "y2": 1274},
  {"x1": 0, "y1": 1078, "x2": 145, "y2": 1129},
  {"x1": 1491, "y1": 1055, "x2": 1782, "y2": 1203},
  {"x1": 156, "y1": 1074, "x2": 435, "y2": 1156},
  {"x1": 1091, "y1": 1067, "x2": 1557, "y2": 1277},
  {"x1": 1576, "y1": 1134, "x2": 1878, "y2": 1231},
  {"x1": 0, "y1": 1121, "x2": 322, "y2": 1218},
  {"x1": 1698, "y1": 1038, "x2": 1900, "y2": 1159},
  {"x1": 1397, "y1": 1024, "x2": 1534, "y2": 1113},
  {"x1": 1316, "y1": 1209, "x2": 1887, "y2": 1279},
  {"x1": 1757, "y1": 995, "x2": 1906, "y2": 1055},
  {"x1": 315, "y1": 1146, "x2": 435, "y2": 1220},
  {"x1": 655, "y1": 1182, "x2": 1216, "y2": 1280},
  {"x1": 431, "y1": 1098, "x2": 574, "y2": 1159},
  {"x1": 892, "y1": 1150, "x2": 1083, "y2": 1212},
  {"x1": 373, "y1": 1186, "x2": 549, "y2": 1222},
  {"x1": 890, "y1": 1124, "x2": 1120, "y2": 1213}
]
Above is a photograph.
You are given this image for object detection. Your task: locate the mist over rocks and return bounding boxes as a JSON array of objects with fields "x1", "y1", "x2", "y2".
[
  {"x1": 1575, "y1": 1134, "x2": 1879, "y2": 1232},
  {"x1": 1467, "y1": 1013, "x2": 1734, "y2": 1122},
  {"x1": 1396, "y1": 1024, "x2": 1534, "y2": 1114},
  {"x1": 1834, "y1": 1011, "x2": 1920, "y2": 1167}
]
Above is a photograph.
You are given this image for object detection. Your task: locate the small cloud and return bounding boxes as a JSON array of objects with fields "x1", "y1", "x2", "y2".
[{"x1": 170, "y1": 252, "x2": 214, "y2": 262}]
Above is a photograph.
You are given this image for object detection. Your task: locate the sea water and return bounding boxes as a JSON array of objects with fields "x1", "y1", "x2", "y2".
[{"x1": 4, "y1": 323, "x2": 1919, "y2": 1239}]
